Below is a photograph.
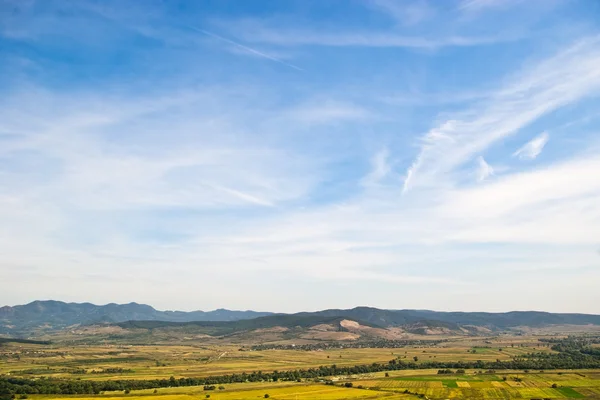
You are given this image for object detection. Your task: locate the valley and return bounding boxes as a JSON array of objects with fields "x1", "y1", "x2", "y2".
[{"x1": 2, "y1": 302, "x2": 600, "y2": 399}]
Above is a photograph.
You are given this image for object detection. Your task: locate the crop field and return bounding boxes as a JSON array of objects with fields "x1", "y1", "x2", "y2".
[
  {"x1": 33, "y1": 385, "x2": 414, "y2": 400},
  {"x1": 0, "y1": 344, "x2": 422, "y2": 380},
  {"x1": 3, "y1": 336, "x2": 599, "y2": 399},
  {"x1": 351, "y1": 371, "x2": 600, "y2": 399},
  {"x1": 0, "y1": 337, "x2": 552, "y2": 381},
  {"x1": 20, "y1": 371, "x2": 600, "y2": 400}
]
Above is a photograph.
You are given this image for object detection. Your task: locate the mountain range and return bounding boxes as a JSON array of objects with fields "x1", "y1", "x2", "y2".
[
  {"x1": 0, "y1": 300, "x2": 272, "y2": 335},
  {"x1": 2, "y1": 300, "x2": 600, "y2": 337}
]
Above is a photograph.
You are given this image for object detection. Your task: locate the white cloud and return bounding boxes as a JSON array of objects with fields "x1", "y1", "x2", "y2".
[
  {"x1": 437, "y1": 154, "x2": 600, "y2": 243},
  {"x1": 459, "y1": 0, "x2": 523, "y2": 12},
  {"x1": 513, "y1": 131, "x2": 550, "y2": 160},
  {"x1": 371, "y1": 0, "x2": 435, "y2": 25},
  {"x1": 476, "y1": 156, "x2": 494, "y2": 181},
  {"x1": 216, "y1": 16, "x2": 518, "y2": 49},
  {"x1": 0, "y1": 87, "x2": 322, "y2": 212},
  {"x1": 361, "y1": 148, "x2": 391, "y2": 187},
  {"x1": 403, "y1": 37, "x2": 600, "y2": 193},
  {"x1": 236, "y1": 29, "x2": 513, "y2": 48},
  {"x1": 190, "y1": 27, "x2": 304, "y2": 71},
  {"x1": 3, "y1": 4, "x2": 600, "y2": 312},
  {"x1": 282, "y1": 101, "x2": 372, "y2": 124}
]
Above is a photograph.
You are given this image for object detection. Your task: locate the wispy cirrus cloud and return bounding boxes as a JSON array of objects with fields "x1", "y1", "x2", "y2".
[
  {"x1": 231, "y1": 27, "x2": 516, "y2": 49},
  {"x1": 403, "y1": 36, "x2": 600, "y2": 193},
  {"x1": 190, "y1": 27, "x2": 304, "y2": 71},
  {"x1": 370, "y1": 0, "x2": 435, "y2": 26},
  {"x1": 0, "y1": 87, "x2": 318, "y2": 212},
  {"x1": 438, "y1": 154, "x2": 600, "y2": 243},
  {"x1": 513, "y1": 131, "x2": 550, "y2": 160},
  {"x1": 459, "y1": 0, "x2": 524, "y2": 12},
  {"x1": 476, "y1": 156, "x2": 494, "y2": 182},
  {"x1": 361, "y1": 148, "x2": 391, "y2": 187},
  {"x1": 3, "y1": 0, "x2": 600, "y2": 312},
  {"x1": 281, "y1": 101, "x2": 372, "y2": 124}
]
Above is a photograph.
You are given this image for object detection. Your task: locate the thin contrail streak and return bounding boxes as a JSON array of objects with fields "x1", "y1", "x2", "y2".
[{"x1": 189, "y1": 27, "x2": 304, "y2": 72}]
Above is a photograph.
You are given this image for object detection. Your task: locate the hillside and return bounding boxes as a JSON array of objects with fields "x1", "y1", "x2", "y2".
[
  {"x1": 2, "y1": 301, "x2": 600, "y2": 338},
  {"x1": 299, "y1": 307, "x2": 600, "y2": 329},
  {"x1": 0, "y1": 300, "x2": 273, "y2": 335}
]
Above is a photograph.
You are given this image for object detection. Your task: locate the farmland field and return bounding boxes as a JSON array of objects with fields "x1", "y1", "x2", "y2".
[
  {"x1": 17, "y1": 371, "x2": 600, "y2": 400},
  {"x1": 0, "y1": 336, "x2": 554, "y2": 381},
  {"x1": 2, "y1": 336, "x2": 600, "y2": 399}
]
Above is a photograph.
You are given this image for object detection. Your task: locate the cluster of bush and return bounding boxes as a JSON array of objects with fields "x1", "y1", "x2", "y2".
[{"x1": 248, "y1": 339, "x2": 446, "y2": 351}]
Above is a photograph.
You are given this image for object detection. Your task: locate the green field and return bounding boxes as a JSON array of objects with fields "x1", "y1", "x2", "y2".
[{"x1": 353, "y1": 371, "x2": 600, "y2": 399}]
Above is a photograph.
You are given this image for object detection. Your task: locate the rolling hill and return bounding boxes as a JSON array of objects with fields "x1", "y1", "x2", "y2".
[
  {"x1": 2, "y1": 301, "x2": 600, "y2": 338},
  {"x1": 0, "y1": 300, "x2": 273, "y2": 335}
]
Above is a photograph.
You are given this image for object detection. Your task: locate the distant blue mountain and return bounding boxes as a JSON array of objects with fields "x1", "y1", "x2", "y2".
[
  {"x1": 2, "y1": 301, "x2": 599, "y2": 336},
  {"x1": 0, "y1": 300, "x2": 273, "y2": 335}
]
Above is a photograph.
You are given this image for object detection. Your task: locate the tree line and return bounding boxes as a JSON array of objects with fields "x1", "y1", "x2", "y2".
[{"x1": 248, "y1": 339, "x2": 446, "y2": 351}]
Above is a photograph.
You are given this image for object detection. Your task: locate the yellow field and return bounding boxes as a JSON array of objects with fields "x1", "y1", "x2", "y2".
[
  {"x1": 27, "y1": 371, "x2": 600, "y2": 400},
  {"x1": 4, "y1": 336, "x2": 600, "y2": 399},
  {"x1": 0, "y1": 337, "x2": 553, "y2": 381},
  {"x1": 1, "y1": 344, "x2": 416, "y2": 379},
  {"x1": 35, "y1": 384, "x2": 412, "y2": 400}
]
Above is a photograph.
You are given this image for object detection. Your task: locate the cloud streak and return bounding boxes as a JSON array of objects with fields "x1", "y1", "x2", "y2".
[
  {"x1": 403, "y1": 37, "x2": 600, "y2": 193},
  {"x1": 191, "y1": 27, "x2": 304, "y2": 71},
  {"x1": 236, "y1": 28, "x2": 516, "y2": 49},
  {"x1": 2, "y1": 1, "x2": 600, "y2": 312},
  {"x1": 361, "y1": 148, "x2": 391, "y2": 187},
  {"x1": 476, "y1": 156, "x2": 494, "y2": 181},
  {"x1": 513, "y1": 131, "x2": 550, "y2": 160}
]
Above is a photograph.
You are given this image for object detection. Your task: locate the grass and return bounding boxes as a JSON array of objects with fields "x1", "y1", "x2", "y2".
[
  {"x1": 556, "y1": 387, "x2": 585, "y2": 398},
  {"x1": 441, "y1": 380, "x2": 458, "y2": 388}
]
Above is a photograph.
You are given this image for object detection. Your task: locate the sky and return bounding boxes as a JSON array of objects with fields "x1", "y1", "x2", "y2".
[{"x1": 1, "y1": 0, "x2": 600, "y2": 314}]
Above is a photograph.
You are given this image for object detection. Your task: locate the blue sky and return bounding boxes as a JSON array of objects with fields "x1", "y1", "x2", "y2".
[{"x1": 2, "y1": 0, "x2": 600, "y2": 313}]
